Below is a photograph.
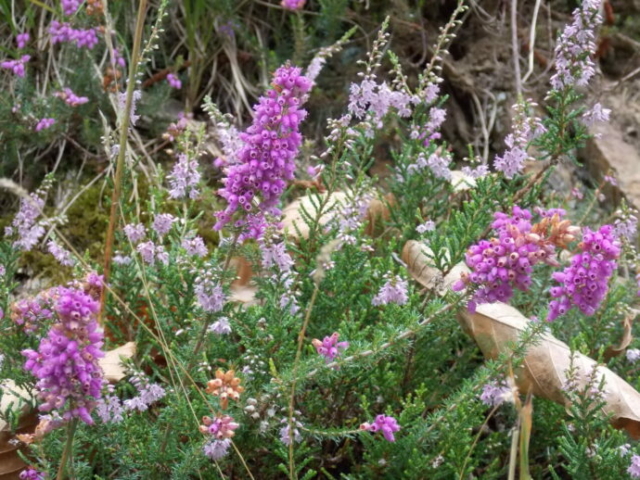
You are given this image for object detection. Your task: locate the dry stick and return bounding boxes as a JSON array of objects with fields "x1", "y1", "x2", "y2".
[{"x1": 100, "y1": 0, "x2": 149, "y2": 324}]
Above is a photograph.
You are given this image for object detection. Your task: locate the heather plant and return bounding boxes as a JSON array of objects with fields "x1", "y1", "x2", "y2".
[{"x1": 1, "y1": 1, "x2": 640, "y2": 479}]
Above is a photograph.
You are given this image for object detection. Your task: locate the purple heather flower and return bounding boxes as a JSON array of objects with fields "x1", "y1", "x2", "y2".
[
  {"x1": 279, "y1": 417, "x2": 303, "y2": 445},
  {"x1": 22, "y1": 288, "x2": 104, "y2": 425},
  {"x1": 550, "y1": 0, "x2": 603, "y2": 91},
  {"x1": 312, "y1": 332, "x2": 348, "y2": 363},
  {"x1": 166, "y1": 73, "x2": 182, "y2": 89},
  {"x1": 0, "y1": 55, "x2": 30, "y2": 77},
  {"x1": 260, "y1": 238, "x2": 293, "y2": 273},
  {"x1": 8, "y1": 188, "x2": 46, "y2": 251},
  {"x1": 360, "y1": 414, "x2": 400, "y2": 442},
  {"x1": 168, "y1": 153, "x2": 201, "y2": 199},
  {"x1": 124, "y1": 223, "x2": 146, "y2": 243},
  {"x1": 203, "y1": 438, "x2": 232, "y2": 460},
  {"x1": 626, "y1": 349, "x2": 640, "y2": 363},
  {"x1": 629, "y1": 455, "x2": 640, "y2": 478},
  {"x1": 614, "y1": 214, "x2": 638, "y2": 242},
  {"x1": 111, "y1": 48, "x2": 126, "y2": 68},
  {"x1": 96, "y1": 384, "x2": 124, "y2": 423},
  {"x1": 49, "y1": 21, "x2": 99, "y2": 49},
  {"x1": 200, "y1": 414, "x2": 239, "y2": 440},
  {"x1": 214, "y1": 64, "x2": 312, "y2": 239},
  {"x1": 548, "y1": 224, "x2": 620, "y2": 321},
  {"x1": 113, "y1": 253, "x2": 132, "y2": 265},
  {"x1": 152, "y1": 213, "x2": 176, "y2": 237},
  {"x1": 195, "y1": 275, "x2": 226, "y2": 313},
  {"x1": 208, "y1": 317, "x2": 231, "y2": 335},
  {"x1": 61, "y1": 0, "x2": 81, "y2": 15},
  {"x1": 494, "y1": 100, "x2": 545, "y2": 179},
  {"x1": 35, "y1": 118, "x2": 55, "y2": 132},
  {"x1": 136, "y1": 241, "x2": 155, "y2": 264},
  {"x1": 19, "y1": 468, "x2": 45, "y2": 480},
  {"x1": 123, "y1": 371, "x2": 166, "y2": 412},
  {"x1": 461, "y1": 164, "x2": 489, "y2": 179},
  {"x1": 117, "y1": 90, "x2": 142, "y2": 126},
  {"x1": 10, "y1": 293, "x2": 55, "y2": 335},
  {"x1": 416, "y1": 220, "x2": 436, "y2": 234},
  {"x1": 408, "y1": 151, "x2": 452, "y2": 180},
  {"x1": 372, "y1": 274, "x2": 409, "y2": 306},
  {"x1": 54, "y1": 88, "x2": 89, "y2": 107},
  {"x1": 583, "y1": 103, "x2": 611, "y2": 126},
  {"x1": 480, "y1": 381, "x2": 511, "y2": 407},
  {"x1": 452, "y1": 206, "x2": 559, "y2": 312},
  {"x1": 182, "y1": 236, "x2": 208, "y2": 257},
  {"x1": 47, "y1": 240, "x2": 75, "y2": 266},
  {"x1": 16, "y1": 33, "x2": 30, "y2": 49},
  {"x1": 281, "y1": 0, "x2": 306, "y2": 10},
  {"x1": 410, "y1": 107, "x2": 447, "y2": 147}
]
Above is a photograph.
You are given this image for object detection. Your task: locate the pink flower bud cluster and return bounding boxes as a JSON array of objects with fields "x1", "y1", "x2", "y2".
[
  {"x1": 452, "y1": 206, "x2": 559, "y2": 312},
  {"x1": 5, "y1": 186, "x2": 47, "y2": 251},
  {"x1": 372, "y1": 274, "x2": 409, "y2": 306},
  {"x1": 62, "y1": 0, "x2": 81, "y2": 16},
  {"x1": 311, "y1": 333, "x2": 349, "y2": 363},
  {"x1": 166, "y1": 73, "x2": 181, "y2": 89},
  {"x1": 50, "y1": 21, "x2": 99, "y2": 49},
  {"x1": 19, "y1": 468, "x2": 45, "y2": 480},
  {"x1": 16, "y1": 33, "x2": 30, "y2": 49},
  {"x1": 281, "y1": 0, "x2": 306, "y2": 10},
  {"x1": 1, "y1": 55, "x2": 30, "y2": 77},
  {"x1": 360, "y1": 414, "x2": 400, "y2": 442},
  {"x1": 22, "y1": 287, "x2": 105, "y2": 425},
  {"x1": 214, "y1": 64, "x2": 312, "y2": 239},
  {"x1": 547, "y1": 225, "x2": 620, "y2": 321},
  {"x1": 199, "y1": 414, "x2": 239, "y2": 439},
  {"x1": 11, "y1": 293, "x2": 55, "y2": 334},
  {"x1": 54, "y1": 88, "x2": 89, "y2": 107},
  {"x1": 35, "y1": 118, "x2": 56, "y2": 132}
]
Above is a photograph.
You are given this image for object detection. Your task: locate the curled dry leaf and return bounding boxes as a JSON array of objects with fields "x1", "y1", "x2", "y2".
[
  {"x1": 282, "y1": 190, "x2": 391, "y2": 240},
  {"x1": 401, "y1": 241, "x2": 469, "y2": 295},
  {"x1": 459, "y1": 302, "x2": 640, "y2": 439},
  {"x1": 0, "y1": 381, "x2": 36, "y2": 480},
  {"x1": 449, "y1": 170, "x2": 477, "y2": 192},
  {"x1": 99, "y1": 341, "x2": 136, "y2": 382},
  {"x1": 282, "y1": 191, "x2": 349, "y2": 240},
  {"x1": 604, "y1": 314, "x2": 635, "y2": 361}
]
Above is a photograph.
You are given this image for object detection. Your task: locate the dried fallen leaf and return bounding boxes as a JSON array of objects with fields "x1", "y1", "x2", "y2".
[
  {"x1": 0, "y1": 381, "x2": 36, "y2": 480},
  {"x1": 99, "y1": 342, "x2": 136, "y2": 382},
  {"x1": 282, "y1": 191, "x2": 349, "y2": 240},
  {"x1": 401, "y1": 241, "x2": 469, "y2": 295},
  {"x1": 459, "y1": 302, "x2": 640, "y2": 439},
  {"x1": 450, "y1": 170, "x2": 477, "y2": 192},
  {"x1": 604, "y1": 314, "x2": 635, "y2": 361}
]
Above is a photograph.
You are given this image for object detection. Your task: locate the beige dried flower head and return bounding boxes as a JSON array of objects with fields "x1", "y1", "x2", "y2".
[{"x1": 206, "y1": 369, "x2": 244, "y2": 409}]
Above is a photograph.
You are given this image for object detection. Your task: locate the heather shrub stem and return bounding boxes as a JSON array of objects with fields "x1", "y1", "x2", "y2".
[{"x1": 56, "y1": 419, "x2": 78, "y2": 480}]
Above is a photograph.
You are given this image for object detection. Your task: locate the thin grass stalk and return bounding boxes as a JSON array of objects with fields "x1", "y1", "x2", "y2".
[
  {"x1": 100, "y1": 0, "x2": 149, "y2": 323},
  {"x1": 56, "y1": 418, "x2": 78, "y2": 480}
]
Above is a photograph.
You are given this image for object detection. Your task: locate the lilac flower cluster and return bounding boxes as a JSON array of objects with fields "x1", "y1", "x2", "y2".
[
  {"x1": 208, "y1": 316, "x2": 231, "y2": 335},
  {"x1": 410, "y1": 106, "x2": 447, "y2": 147},
  {"x1": 279, "y1": 417, "x2": 303, "y2": 445},
  {"x1": 311, "y1": 333, "x2": 349, "y2": 363},
  {"x1": 136, "y1": 241, "x2": 168, "y2": 265},
  {"x1": 494, "y1": 100, "x2": 545, "y2": 179},
  {"x1": 168, "y1": 153, "x2": 201, "y2": 199},
  {"x1": 164, "y1": 112, "x2": 190, "y2": 141},
  {"x1": 480, "y1": 381, "x2": 511, "y2": 407},
  {"x1": 550, "y1": 0, "x2": 602, "y2": 91},
  {"x1": 47, "y1": 239, "x2": 75, "y2": 266},
  {"x1": 408, "y1": 150, "x2": 452, "y2": 180},
  {"x1": 582, "y1": 102, "x2": 611, "y2": 126},
  {"x1": 1, "y1": 55, "x2": 30, "y2": 77},
  {"x1": 547, "y1": 225, "x2": 620, "y2": 321},
  {"x1": 50, "y1": 21, "x2": 99, "y2": 49},
  {"x1": 372, "y1": 274, "x2": 409, "y2": 306},
  {"x1": 166, "y1": 73, "x2": 182, "y2": 89},
  {"x1": 182, "y1": 236, "x2": 208, "y2": 257},
  {"x1": 452, "y1": 206, "x2": 558, "y2": 312},
  {"x1": 123, "y1": 371, "x2": 166, "y2": 412},
  {"x1": 6, "y1": 185, "x2": 47, "y2": 251},
  {"x1": 629, "y1": 454, "x2": 640, "y2": 478},
  {"x1": 22, "y1": 287, "x2": 104, "y2": 425},
  {"x1": 54, "y1": 88, "x2": 89, "y2": 107},
  {"x1": 360, "y1": 415, "x2": 400, "y2": 442},
  {"x1": 614, "y1": 212, "x2": 638, "y2": 242},
  {"x1": 194, "y1": 274, "x2": 226, "y2": 313},
  {"x1": 416, "y1": 220, "x2": 436, "y2": 234},
  {"x1": 152, "y1": 213, "x2": 176, "y2": 237},
  {"x1": 11, "y1": 292, "x2": 54, "y2": 334},
  {"x1": 16, "y1": 33, "x2": 30, "y2": 49},
  {"x1": 96, "y1": 384, "x2": 124, "y2": 423},
  {"x1": 214, "y1": 65, "x2": 311, "y2": 239},
  {"x1": 203, "y1": 438, "x2": 232, "y2": 460}
]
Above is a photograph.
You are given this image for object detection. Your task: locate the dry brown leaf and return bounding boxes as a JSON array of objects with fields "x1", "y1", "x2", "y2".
[
  {"x1": 230, "y1": 284, "x2": 259, "y2": 307},
  {"x1": 100, "y1": 342, "x2": 136, "y2": 382},
  {"x1": 282, "y1": 191, "x2": 349, "y2": 240},
  {"x1": 450, "y1": 170, "x2": 477, "y2": 192},
  {"x1": 401, "y1": 241, "x2": 469, "y2": 295},
  {"x1": 604, "y1": 315, "x2": 635, "y2": 361},
  {"x1": 459, "y1": 302, "x2": 640, "y2": 439}
]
